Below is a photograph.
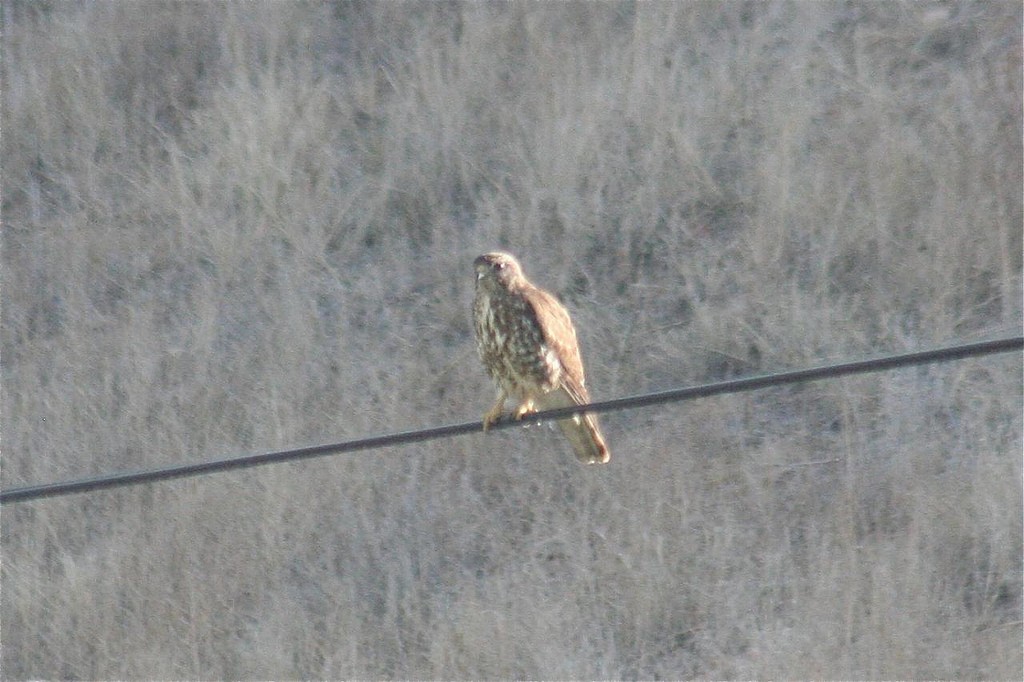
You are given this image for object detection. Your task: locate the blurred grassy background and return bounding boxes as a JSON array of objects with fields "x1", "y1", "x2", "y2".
[{"x1": 2, "y1": 1, "x2": 1021, "y2": 678}]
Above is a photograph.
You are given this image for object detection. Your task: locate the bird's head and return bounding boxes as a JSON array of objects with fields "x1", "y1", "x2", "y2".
[{"x1": 474, "y1": 252, "x2": 525, "y2": 289}]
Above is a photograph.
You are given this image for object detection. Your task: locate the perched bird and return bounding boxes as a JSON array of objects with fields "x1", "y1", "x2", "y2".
[{"x1": 472, "y1": 251, "x2": 610, "y2": 464}]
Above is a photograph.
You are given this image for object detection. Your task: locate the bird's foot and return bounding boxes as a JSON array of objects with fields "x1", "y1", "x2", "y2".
[
  {"x1": 513, "y1": 399, "x2": 537, "y2": 421},
  {"x1": 482, "y1": 399, "x2": 505, "y2": 432}
]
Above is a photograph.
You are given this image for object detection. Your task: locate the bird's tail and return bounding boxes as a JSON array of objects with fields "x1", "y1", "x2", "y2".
[
  {"x1": 539, "y1": 387, "x2": 611, "y2": 464},
  {"x1": 557, "y1": 411, "x2": 611, "y2": 464}
]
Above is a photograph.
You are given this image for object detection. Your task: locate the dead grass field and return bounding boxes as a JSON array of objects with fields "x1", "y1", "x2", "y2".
[{"x1": 2, "y1": 1, "x2": 1022, "y2": 678}]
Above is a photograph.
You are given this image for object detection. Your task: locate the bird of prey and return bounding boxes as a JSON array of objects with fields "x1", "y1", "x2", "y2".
[{"x1": 472, "y1": 251, "x2": 610, "y2": 464}]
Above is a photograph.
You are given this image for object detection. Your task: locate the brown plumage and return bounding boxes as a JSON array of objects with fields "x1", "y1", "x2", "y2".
[{"x1": 472, "y1": 252, "x2": 610, "y2": 464}]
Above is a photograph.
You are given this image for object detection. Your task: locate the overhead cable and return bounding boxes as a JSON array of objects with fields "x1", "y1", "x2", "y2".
[{"x1": 2, "y1": 335, "x2": 1020, "y2": 504}]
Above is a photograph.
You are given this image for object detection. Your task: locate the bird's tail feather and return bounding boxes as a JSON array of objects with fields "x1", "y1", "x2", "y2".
[
  {"x1": 538, "y1": 387, "x2": 611, "y2": 464},
  {"x1": 557, "y1": 412, "x2": 610, "y2": 464}
]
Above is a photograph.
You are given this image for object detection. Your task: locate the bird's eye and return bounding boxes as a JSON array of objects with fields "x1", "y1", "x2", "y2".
[{"x1": 495, "y1": 262, "x2": 506, "y2": 270}]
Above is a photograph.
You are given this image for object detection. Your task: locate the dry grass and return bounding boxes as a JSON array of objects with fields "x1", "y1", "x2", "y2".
[{"x1": 2, "y1": 1, "x2": 1021, "y2": 678}]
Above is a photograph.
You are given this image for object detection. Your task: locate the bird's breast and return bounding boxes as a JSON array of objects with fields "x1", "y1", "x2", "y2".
[{"x1": 473, "y1": 288, "x2": 561, "y2": 395}]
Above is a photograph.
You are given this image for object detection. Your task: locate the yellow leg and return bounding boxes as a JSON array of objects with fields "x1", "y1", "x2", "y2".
[
  {"x1": 482, "y1": 390, "x2": 507, "y2": 431},
  {"x1": 513, "y1": 398, "x2": 537, "y2": 421}
]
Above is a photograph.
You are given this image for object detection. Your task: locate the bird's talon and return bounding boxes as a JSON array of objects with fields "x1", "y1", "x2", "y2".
[
  {"x1": 482, "y1": 403, "x2": 505, "y2": 432},
  {"x1": 513, "y1": 401, "x2": 536, "y2": 421}
]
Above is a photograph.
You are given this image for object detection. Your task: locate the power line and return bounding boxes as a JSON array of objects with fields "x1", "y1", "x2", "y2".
[{"x1": 2, "y1": 336, "x2": 1020, "y2": 504}]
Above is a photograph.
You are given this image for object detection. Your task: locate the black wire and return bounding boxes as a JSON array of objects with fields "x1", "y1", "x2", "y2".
[{"x1": 2, "y1": 336, "x2": 1020, "y2": 504}]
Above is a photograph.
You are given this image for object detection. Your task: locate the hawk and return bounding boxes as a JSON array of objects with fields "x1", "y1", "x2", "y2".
[{"x1": 472, "y1": 251, "x2": 610, "y2": 464}]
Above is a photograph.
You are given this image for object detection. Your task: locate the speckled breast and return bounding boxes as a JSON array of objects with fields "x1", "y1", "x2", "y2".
[{"x1": 474, "y1": 288, "x2": 561, "y2": 397}]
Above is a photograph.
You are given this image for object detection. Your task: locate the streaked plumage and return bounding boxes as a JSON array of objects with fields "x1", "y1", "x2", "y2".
[{"x1": 472, "y1": 252, "x2": 610, "y2": 464}]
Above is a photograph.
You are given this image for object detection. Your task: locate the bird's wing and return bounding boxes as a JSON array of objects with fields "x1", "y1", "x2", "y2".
[
  {"x1": 520, "y1": 285, "x2": 610, "y2": 464},
  {"x1": 520, "y1": 285, "x2": 590, "y2": 404}
]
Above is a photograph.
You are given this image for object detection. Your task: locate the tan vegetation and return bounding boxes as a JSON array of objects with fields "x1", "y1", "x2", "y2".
[{"x1": 2, "y1": 2, "x2": 1021, "y2": 678}]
